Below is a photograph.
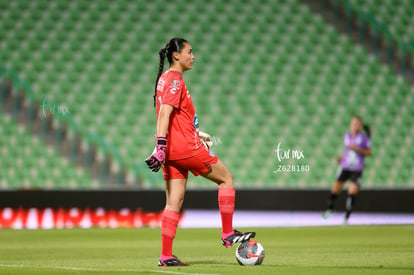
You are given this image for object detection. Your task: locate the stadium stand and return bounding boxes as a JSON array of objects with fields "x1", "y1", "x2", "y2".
[
  {"x1": 1, "y1": 0, "x2": 413, "y2": 189},
  {"x1": 347, "y1": 0, "x2": 414, "y2": 49},
  {"x1": 0, "y1": 109, "x2": 93, "y2": 189}
]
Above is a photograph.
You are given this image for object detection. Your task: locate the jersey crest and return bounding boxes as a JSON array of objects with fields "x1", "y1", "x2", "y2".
[{"x1": 170, "y1": 80, "x2": 180, "y2": 94}]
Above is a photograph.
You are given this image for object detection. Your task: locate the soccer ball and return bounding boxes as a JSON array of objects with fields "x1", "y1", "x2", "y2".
[{"x1": 235, "y1": 240, "x2": 265, "y2": 266}]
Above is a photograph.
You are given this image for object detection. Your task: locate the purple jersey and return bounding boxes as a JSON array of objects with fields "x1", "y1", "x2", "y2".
[{"x1": 340, "y1": 132, "x2": 371, "y2": 172}]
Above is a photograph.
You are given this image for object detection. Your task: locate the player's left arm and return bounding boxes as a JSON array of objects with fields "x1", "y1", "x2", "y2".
[
  {"x1": 351, "y1": 146, "x2": 371, "y2": 156},
  {"x1": 199, "y1": 130, "x2": 213, "y2": 149}
]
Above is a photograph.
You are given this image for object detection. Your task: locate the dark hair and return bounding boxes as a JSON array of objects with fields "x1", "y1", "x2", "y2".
[
  {"x1": 363, "y1": 124, "x2": 371, "y2": 138},
  {"x1": 153, "y1": 37, "x2": 188, "y2": 107}
]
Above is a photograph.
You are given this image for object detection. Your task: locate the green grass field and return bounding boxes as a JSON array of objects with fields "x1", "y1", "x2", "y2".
[{"x1": 0, "y1": 226, "x2": 413, "y2": 274}]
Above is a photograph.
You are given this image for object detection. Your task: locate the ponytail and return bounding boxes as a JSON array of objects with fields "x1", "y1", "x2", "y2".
[
  {"x1": 153, "y1": 38, "x2": 188, "y2": 108},
  {"x1": 154, "y1": 48, "x2": 167, "y2": 107},
  {"x1": 363, "y1": 124, "x2": 371, "y2": 138}
]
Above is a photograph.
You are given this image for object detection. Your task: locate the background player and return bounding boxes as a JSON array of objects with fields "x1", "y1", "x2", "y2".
[
  {"x1": 323, "y1": 115, "x2": 371, "y2": 225},
  {"x1": 145, "y1": 38, "x2": 255, "y2": 267}
]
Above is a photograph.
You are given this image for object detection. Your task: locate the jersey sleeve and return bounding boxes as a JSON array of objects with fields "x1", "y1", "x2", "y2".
[
  {"x1": 362, "y1": 134, "x2": 371, "y2": 149},
  {"x1": 161, "y1": 78, "x2": 183, "y2": 109}
]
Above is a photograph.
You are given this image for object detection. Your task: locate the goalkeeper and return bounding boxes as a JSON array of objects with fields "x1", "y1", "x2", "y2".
[{"x1": 145, "y1": 38, "x2": 255, "y2": 267}]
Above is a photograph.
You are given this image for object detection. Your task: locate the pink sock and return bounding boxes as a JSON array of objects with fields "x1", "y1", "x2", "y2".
[
  {"x1": 161, "y1": 209, "x2": 180, "y2": 257},
  {"x1": 160, "y1": 254, "x2": 174, "y2": 261},
  {"x1": 218, "y1": 188, "x2": 235, "y2": 234}
]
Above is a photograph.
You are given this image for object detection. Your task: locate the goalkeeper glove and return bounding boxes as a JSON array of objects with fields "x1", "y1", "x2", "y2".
[
  {"x1": 199, "y1": 130, "x2": 213, "y2": 149},
  {"x1": 145, "y1": 137, "x2": 167, "y2": 172}
]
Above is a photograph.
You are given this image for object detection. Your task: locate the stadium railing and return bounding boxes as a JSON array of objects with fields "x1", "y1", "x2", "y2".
[
  {"x1": 326, "y1": 0, "x2": 413, "y2": 76},
  {"x1": 0, "y1": 67, "x2": 134, "y2": 187}
]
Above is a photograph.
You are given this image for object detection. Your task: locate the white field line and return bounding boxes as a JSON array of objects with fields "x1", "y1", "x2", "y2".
[{"x1": 0, "y1": 263, "x2": 221, "y2": 275}]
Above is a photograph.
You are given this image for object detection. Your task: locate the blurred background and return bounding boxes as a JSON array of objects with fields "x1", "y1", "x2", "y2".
[{"x1": 1, "y1": 0, "x2": 413, "y2": 226}]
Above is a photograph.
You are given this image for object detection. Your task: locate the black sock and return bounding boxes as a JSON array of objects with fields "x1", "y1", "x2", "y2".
[
  {"x1": 327, "y1": 193, "x2": 338, "y2": 210},
  {"x1": 345, "y1": 195, "x2": 356, "y2": 220}
]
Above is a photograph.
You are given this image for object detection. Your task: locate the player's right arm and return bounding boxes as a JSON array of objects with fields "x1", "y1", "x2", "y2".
[
  {"x1": 157, "y1": 104, "x2": 174, "y2": 137},
  {"x1": 146, "y1": 73, "x2": 183, "y2": 172}
]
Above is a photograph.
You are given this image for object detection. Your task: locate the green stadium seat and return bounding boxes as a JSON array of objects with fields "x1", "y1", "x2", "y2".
[{"x1": 1, "y1": 0, "x2": 413, "y2": 189}]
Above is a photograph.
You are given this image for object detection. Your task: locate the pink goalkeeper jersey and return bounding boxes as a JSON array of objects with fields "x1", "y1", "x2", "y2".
[{"x1": 156, "y1": 69, "x2": 203, "y2": 160}]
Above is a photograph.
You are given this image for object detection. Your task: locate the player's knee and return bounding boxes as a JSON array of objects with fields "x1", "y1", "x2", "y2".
[
  {"x1": 220, "y1": 170, "x2": 233, "y2": 187},
  {"x1": 348, "y1": 182, "x2": 359, "y2": 194}
]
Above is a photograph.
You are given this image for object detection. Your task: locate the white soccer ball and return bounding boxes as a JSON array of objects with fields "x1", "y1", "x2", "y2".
[{"x1": 235, "y1": 240, "x2": 265, "y2": 266}]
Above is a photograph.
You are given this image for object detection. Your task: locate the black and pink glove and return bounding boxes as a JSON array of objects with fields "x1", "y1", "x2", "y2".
[{"x1": 145, "y1": 137, "x2": 167, "y2": 172}]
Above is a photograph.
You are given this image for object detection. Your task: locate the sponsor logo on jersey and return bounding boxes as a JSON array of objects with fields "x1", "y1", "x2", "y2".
[{"x1": 157, "y1": 77, "x2": 166, "y2": 92}]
